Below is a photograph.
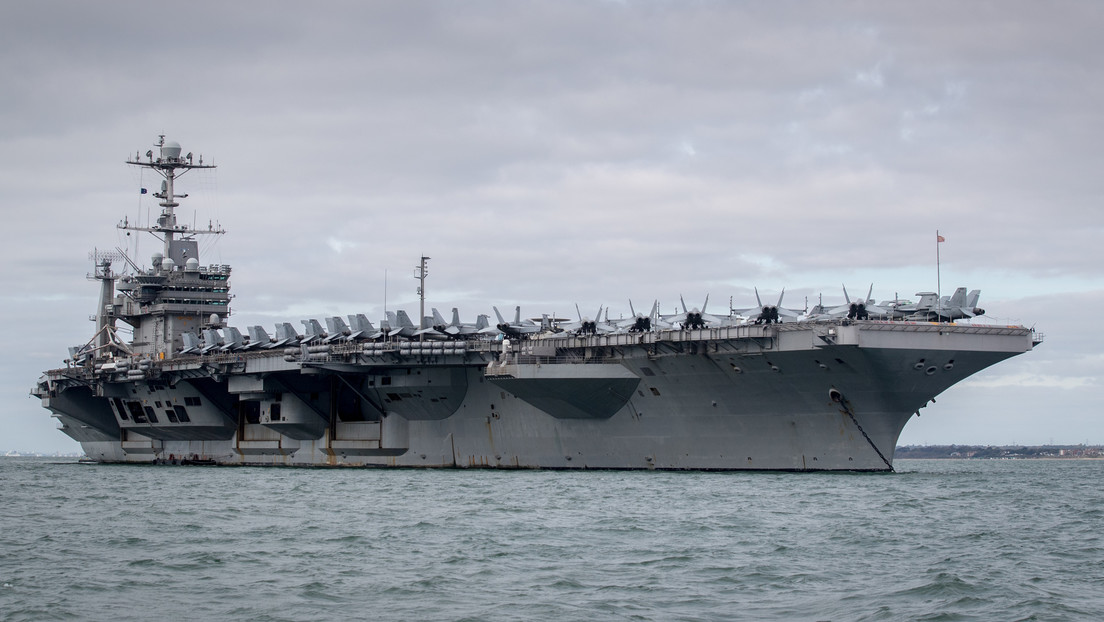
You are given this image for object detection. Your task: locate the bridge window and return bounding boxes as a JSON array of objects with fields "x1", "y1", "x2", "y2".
[
  {"x1": 242, "y1": 401, "x2": 260, "y2": 424},
  {"x1": 113, "y1": 398, "x2": 129, "y2": 420},
  {"x1": 173, "y1": 405, "x2": 191, "y2": 423},
  {"x1": 126, "y1": 401, "x2": 146, "y2": 423},
  {"x1": 143, "y1": 406, "x2": 159, "y2": 424}
]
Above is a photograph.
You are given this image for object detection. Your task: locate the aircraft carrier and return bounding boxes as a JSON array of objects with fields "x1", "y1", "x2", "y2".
[{"x1": 31, "y1": 138, "x2": 1039, "y2": 471}]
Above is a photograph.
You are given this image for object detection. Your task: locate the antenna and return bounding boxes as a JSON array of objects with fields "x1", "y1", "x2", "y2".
[
  {"x1": 89, "y1": 248, "x2": 123, "y2": 273},
  {"x1": 123, "y1": 137, "x2": 219, "y2": 260},
  {"x1": 415, "y1": 256, "x2": 430, "y2": 330}
]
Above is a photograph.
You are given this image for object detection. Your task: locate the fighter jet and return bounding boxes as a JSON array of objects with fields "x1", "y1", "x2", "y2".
[
  {"x1": 430, "y1": 308, "x2": 489, "y2": 337},
  {"x1": 247, "y1": 326, "x2": 276, "y2": 349},
  {"x1": 481, "y1": 306, "x2": 545, "y2": 337},
  {"x1": 663, "y1": 295, "x2": 729, "y2": 330},
  {"x1": 733, "y1": 289, "x2": 803, "y2": 325},
  {"x1": 908, "y1": 287, "x2": 985, "y2": 322},
  {"x1": 220, "y1": 326, "x2": 247, "y2": 351},
  {"x1": 616, "y1": 300, "x2": 671, "y2": 332},
  {"x1": 348, "y1": 313, "x2": 384, "y2": 340},
  {"x1": 560, "y1": 305, "x2": 616, "y2": 335},
  {"x1": 825, "y1": 285, "x2": 891, "y2": 320},
  {"x1": 388, "y1": 310, "x2": 431, "y2": 339},
  {"x1": 249, "y1": 325, "x2": 295, "y2": 349},
  {"x1": 796, "y1": 294, "x2": 831, "y2": 322},
  {"x1": 300, "y1": 319, "x2": 327, "y2": 344},
  {"x1": 271, "y1": 322, "x2": 302, "y2": 347},
  {"x1": 200, "y1": 328, "x2": 224, "y2": 354},
  {"x1": 180, "y1": 332, "x2": 203, "y2": 354},
  {"x1": 324, "y1": 316, "x2": 355, "y2": 343}
]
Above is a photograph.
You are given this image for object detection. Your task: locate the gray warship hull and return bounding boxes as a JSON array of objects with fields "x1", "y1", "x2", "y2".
[
  {"x1": 37, "y1": 321, "x2": 1035, "y2": 471},
  {"x1": 33, "y1": 136, "x2": 1037, "y2": 470}
]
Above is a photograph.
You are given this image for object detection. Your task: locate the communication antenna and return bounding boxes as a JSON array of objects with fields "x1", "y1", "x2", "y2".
[
  {"x1": 89, "y1": 248, "x2": 123, "y2": 274},
  {"x1": 123, "y1": 135, "x2": 220, "y2": 259},
  {"x1": 415, "y1": 256, "x2": 431, "y2": 331},
  {"x1": 86, "y1": 248, "x2": 124, "y2": 355}
]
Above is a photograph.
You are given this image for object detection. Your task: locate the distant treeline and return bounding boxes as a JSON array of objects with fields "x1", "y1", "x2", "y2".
[{"x1": 896, "y1": 445, "x2": 1103, "y2": 459}]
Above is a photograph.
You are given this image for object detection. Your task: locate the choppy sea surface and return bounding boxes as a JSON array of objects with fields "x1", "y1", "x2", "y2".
[{"x1": 2, "y1": 458, "x2": 1102, "y2": 621}]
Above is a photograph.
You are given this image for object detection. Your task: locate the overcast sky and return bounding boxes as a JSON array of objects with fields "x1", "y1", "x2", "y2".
[{"x1": 4, "y1": 1, "x2": 1102, "y2": 452}]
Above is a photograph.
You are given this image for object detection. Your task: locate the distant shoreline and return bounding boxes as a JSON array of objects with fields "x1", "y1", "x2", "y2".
[
  {"x1": 900, "y1": 456, "x2": 1104, "y2": 460},
  {"x1": 896, "y1": 445, "x2": 1103, "y2": 459}
]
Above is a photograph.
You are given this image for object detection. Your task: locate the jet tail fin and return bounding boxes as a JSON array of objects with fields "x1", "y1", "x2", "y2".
[
  {"x1": 223, "y1": 327, "x2": 244, "y2": 350},
  {"x1": 966, "y1": 289, "x2": 981, "y2": 308},
  {"x1": 431, "y1": 308, "x2": 448, "y2": 327},
  {"x1": 348, "y1": 314, "x2": 375, "y2": 332},
  {"x1": 181, "y1": 332, "x2": 201, "y2": 353},
  {"x1": 248, "y1": 325, "x2": 272, "y2": 345},
  {"x1": 948, "y1": 287, "x2": 967, "y2": 308},
  {"x1": 395, "y1": 309, "x2": 415, "y2": 328},
  {"x1": 301, "y1": 319, "x2": 326, "y2": 341}
]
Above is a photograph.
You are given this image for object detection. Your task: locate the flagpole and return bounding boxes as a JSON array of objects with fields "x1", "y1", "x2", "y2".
[{"x1": 936, "y1": 230, "x2": 943, "y2": 320}]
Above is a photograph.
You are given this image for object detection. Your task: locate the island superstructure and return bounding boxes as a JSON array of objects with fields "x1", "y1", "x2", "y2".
[{"x1": 32, "y1": 137, "x2": 1039, "y2": 471}]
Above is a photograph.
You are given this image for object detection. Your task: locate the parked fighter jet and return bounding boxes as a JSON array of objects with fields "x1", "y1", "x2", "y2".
[
  {"x1": 662, "y1": 295, "x2": 730, "y2": 329},
  {"x1": 247, "y1": 326, "x2": 277, "y2": 349},
  {"x1": 324, "y1": 316, "x2": 355, "y2": 343},
  {"x1": 560, "y1": 305, "x2": 616, "y2": 335},
  {"x1": 430, "y1": 308, "x2": 489, "y2": 337},
  {"x1": 481, "y1": 306, "x2": 545, "y2": 337},
  {"x1": 386, "y1": 310, "x2": 421, "y2": 339},
  {"x1": 927, "y1": 288, "x2": 985, "y2": 321},
  {"x1": 884, "y1": 288, "x2": 984, "y2": 322},
  {"x1": 616, "y1": 300, "x2": 671, "y2": 332},
  {"x1": 347, "y1": 314, "x2": 384, "y2": 340},
  {"x1": 826, "y1": 285, "x2": 891, "y2": 320},
  {"x1": 272, "y1": 322, "x2": 302, "y2": 347},
  {"x1": 220, "y1": 327, "x2": 247, "y2": 351},
  {"x1": 384, "y1": 309, "x2": 447, "y2": 339},
  {"x1": 180, "y1": 332, "x2": 202, "y2": 354},
  {"x1": 300, "y1": 319, "x2": 327, "y2": 343},
  {"x1": 733, "y1": 289, "x2": 803, "y2": 324},
  {"x1": 200, "y1": 328, "x2": 224, "y2": 354}
]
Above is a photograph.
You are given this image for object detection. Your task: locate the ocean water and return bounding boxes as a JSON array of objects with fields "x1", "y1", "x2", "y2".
[{"x1": 1, "y1": 458, "x2": 1102, "y2": 621}]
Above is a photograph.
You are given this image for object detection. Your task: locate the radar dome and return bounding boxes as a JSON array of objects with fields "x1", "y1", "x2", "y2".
[
  {"x1": 161, "y1": 258, "x2": 175, "y2": 272},
  {"x1": 210, "y1": 314, "x2": 221, "y2": 326},
  {"x1": 161, "y1": 141, "x2": 182, "y2": 160},
  {"x1": 185, "y1": 257, "x2": 200, "y2": 271},
  {"x1": 151, "y1": 252, "x2": 163, "y2": 266}
]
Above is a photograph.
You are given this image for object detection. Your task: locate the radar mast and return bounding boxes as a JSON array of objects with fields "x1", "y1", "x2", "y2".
[{"x1": 123, "y1": 134, "x2": 222, "y2": 258}]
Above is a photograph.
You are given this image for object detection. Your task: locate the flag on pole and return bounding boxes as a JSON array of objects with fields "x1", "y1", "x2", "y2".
[{"x1": 937, "y1": 234, "x2": 945, "y2": 243}]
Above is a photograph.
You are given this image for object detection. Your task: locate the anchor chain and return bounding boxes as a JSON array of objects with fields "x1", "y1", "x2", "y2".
[{"x1": 831, "y1": 390, "x2": 894, "y2": 472}]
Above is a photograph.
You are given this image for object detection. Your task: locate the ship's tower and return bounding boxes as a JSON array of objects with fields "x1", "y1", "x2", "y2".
[
  {"x1": 115, "y1": 136, "x2": 227, "y2": 359},
  {"x1": 85, "y1": 249, "x2": 129, "y2": 359}
]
